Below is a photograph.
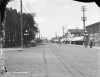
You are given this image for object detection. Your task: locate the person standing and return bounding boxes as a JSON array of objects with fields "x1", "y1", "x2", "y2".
[{"x1": 90, "y1": 41, "x2": 93, "y2": 48}]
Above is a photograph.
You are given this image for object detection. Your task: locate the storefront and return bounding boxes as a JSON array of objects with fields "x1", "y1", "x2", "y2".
[
  {"x1": 71, "y1": 36, "x2": 84, "y2": 45},
  {"x1": 86, "y1": 22, "x2": 100, "y2": 46}
]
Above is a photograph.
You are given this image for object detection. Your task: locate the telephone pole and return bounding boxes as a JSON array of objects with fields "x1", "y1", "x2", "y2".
[
  {"x1": 39, "y1": 29, "x2": 40, "y2": 38},
  {"x1": 66, "y1": 24, "x2": 67, "y2": 33},
  {"x1": 20, "y1": 0, "x2": 23, "y2": 50},
  {"x1": 63, "y1": 26, "x2": 65, "y2": 36},
  {"x1": 55, "y1": 32, "x2": 57, "y2": 43},
  {"x1": 81, "y1": 6, "x2": 87, "y2": 46},
  {"x1": 55, "y1": 32, "x2": 57, "y2": 38}
]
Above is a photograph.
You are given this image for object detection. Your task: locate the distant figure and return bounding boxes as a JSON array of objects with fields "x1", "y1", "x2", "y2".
[
  {"x1": 85, "y1": 41, "x2": 87, "y2": 47},
  {"x1": 59, "y1": 39, "x2": 61, "y2": 44},
  {"x1": 90, "y1": 41, "x2": 93, "y2": 48}
]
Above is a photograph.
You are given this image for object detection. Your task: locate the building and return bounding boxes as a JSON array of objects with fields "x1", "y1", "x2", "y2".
[
  {"x1": 3, "y1": 8, "x2": 21, "y2": 47},
  {"x1": 86, "y1": 22, "x2": 100, "y2": 46},
  {"x1": 66, "y1": 29, "x2": 84, "y2": 45},
  {"x1": 68, "y1": 29, "x2": 84, "y2": 37}
]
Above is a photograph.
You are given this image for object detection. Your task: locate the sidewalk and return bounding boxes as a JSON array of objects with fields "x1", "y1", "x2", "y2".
[
  {"x1": 1, "y1": 46, "x2": 47, "y2": 77},
  {"x1": 1, "y1": 45, "x2": 32, "y2": 51},
  {"x1": 66, "y1": 44, "x2": 100, "y2": 49}
]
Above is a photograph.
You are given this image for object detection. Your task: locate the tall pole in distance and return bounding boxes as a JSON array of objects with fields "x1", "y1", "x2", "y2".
[
  {"x1": 66, "y1": 24, "x2": 67, "y2": 33},
  {"x1": 21, "y1": 0, "x2": 23, "y2": 50},
  {"x1": 55, "y1": 32, "x2": 57, "y2": 38},
  {"x1": 39, "y1": 30, "x2": 40, "y2": 39},
  {"x1": 81, "y1": 6, "x2": 87, "y2": 46},
  {"x1": 55, "y1": 32, "x2": 57, "y2": 42},
  {"x1": 38, "y1": 29, "x2": 40, "y2": 39},
  {"x1": 63, "y1": 26, "x2": 65, "y2": 36},
  {"x1": 76, "y1": 27, "x2": 78, "y2": 33},
  {"x1": 66, "y1": 24, "x2": 67, "y2": 38},
  {"x1": 36, "y1": 24, "x2": 38, "y2": 39}
]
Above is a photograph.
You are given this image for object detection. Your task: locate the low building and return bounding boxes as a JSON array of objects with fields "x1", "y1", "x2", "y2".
[
  {"x1": 68, "y1": 29, "x2": 84, "y2": 37},
  {"x1": 66, "y1": 29, "x2": 84, "y2": 45},
  {"x1": 86, "y1": 22, "x2": 100, "y2": 46}
]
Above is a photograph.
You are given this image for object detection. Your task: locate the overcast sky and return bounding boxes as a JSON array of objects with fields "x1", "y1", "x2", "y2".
[{"x1": 7, "y1": 0, "x2": 100, "y2": 39}]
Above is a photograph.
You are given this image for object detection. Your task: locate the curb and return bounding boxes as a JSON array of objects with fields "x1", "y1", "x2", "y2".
[{"x1": 66, "y1": 44, "x2": 100, "y2": 49}]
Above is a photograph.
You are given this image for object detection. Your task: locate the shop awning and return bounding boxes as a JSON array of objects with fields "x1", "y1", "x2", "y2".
[
  {"x1": 68, "y1": 38, "x2": 73, "y2": 41},
  {"x1": 72, "y1": 36, "x2": 84, "y2": 41}
]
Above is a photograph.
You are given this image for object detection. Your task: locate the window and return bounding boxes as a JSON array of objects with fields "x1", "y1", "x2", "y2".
[{"x1": 9, "y1": 19, "x2": 10, "y2": 28}]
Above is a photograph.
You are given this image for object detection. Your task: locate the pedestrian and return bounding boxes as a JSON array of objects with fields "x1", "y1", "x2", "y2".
[
  {"x1": 59, "y1": 39, "x2": 61, "y2": 44},
  {"x1": 85, "y1": 41, "x2": 87, "y2": 47},
  {"x1": 90, "y1": 41, "x2": 93, "y2": 48}
]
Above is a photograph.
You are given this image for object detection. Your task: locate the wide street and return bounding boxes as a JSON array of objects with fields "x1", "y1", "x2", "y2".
[{"x1": 1, "y1": 43, "x2": 100, "y2": 77}]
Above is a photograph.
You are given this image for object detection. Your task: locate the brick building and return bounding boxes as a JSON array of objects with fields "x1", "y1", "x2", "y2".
[
  {"x1": 4, "y1": 8, "x2": 21, "y2": 47},
  {"x1": 86, "y1": 22, "x2": 100, "y2": 46}
]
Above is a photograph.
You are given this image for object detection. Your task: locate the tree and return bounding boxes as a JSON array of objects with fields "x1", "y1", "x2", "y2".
[
  {"x1": 22, "y1": 13, "x2": 38, "y2": 43},
  {"x1": 0, "y1": 0, "x2": 14, "y2": 23}
]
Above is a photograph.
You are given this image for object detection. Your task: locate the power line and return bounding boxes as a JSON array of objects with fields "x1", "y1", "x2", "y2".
[
  {"x1": 22, "y1": 4, "x2": 27, "y2": 13},
  {"x1": 67, "y1": 10, "x2": 81, "y2": 24},
  {"x1": 25, "y1": 0, "x2": 32, "y2": 13}
]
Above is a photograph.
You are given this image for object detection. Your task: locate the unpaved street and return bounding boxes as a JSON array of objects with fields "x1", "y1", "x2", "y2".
[{"x1": 1, "y1": 43, "x2": 100, "y2": 77}]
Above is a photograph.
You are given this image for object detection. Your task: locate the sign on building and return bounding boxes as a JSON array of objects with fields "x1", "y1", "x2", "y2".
[
  {"x1": 89, "y1": 34, "x2": 93, "y2": 40},
  {"x1": 94, "y1": 33, "x2": 99, "y2": 42},
  {"x1": 89, "y1": 33, "x2": 99, "y2": 42},
  {"x1": 67, "y1": 31, "x2": 74, "y2": 38}
]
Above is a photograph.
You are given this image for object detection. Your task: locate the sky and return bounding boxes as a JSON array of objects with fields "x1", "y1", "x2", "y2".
[{"x1": 7, "y1": 0, "x2": 100, "y2": 39}]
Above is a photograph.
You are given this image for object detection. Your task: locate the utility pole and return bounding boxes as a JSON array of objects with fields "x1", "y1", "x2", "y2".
[
  {"x1": 76, "y1": 27, "x2": 78, "y2": 33},
  {"x1": 81, "y1": 6, "x2": 87, "y2": 46},
  {"x1": 63, "y1": 26, "x2": 65, "y2": 36},
  {"x1": 55, "y1": 32, "x2": 57, "y2": 38},
  {"x1": 66, "y1": 24, "x2": 67, "y2": 38},
  {"x1": 39, "y1": 29, "x2": 40, "y2": 39},
  {"x1": 55, "y1": 32, "x2": 57, "y2": 43},
  {"x1": 66, "y1": 24, "x2": 67, "y2": 33},
  {"x1": 20, "y1": 0, "x2": 23, "y2": 50},
  {"x1": 36, "y1": 24, "x2": 39, "y2": 39}
]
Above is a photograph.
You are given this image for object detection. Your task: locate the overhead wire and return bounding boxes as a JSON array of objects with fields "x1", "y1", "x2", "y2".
[
  {"x1": 67, "y1": 9, "x2": 82, "y2": 24},
  {"x1": 25, "y1": 0, "x2": 32, "y2": 13},
  {"x1": 22, "y1": 4, "x2": 28, "y2": 13}
]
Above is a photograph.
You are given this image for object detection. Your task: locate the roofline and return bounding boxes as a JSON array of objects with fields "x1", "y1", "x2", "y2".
[{"x1": 86, "y1": 22, "x2": 100, "y2": 28}]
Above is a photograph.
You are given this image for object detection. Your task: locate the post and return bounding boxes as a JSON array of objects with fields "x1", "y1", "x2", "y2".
[
  {"x1": 81, "y1": 6, "x2": 86, "y2": 46},
  {"x1": 20, "y1": 0, "x2": 23, "y2": 50},
  {"x1": 39, "y1": 30, "x2": 40, "y2": 39},
  {"x1": 66, "y1": 24, "x2": 67, "y2": 33},
  {"x1": 55, "y1": 32, "x2": 57, "y2": 42},
  {"x1": 63, "y1": 26, "x2": 65, "y2": 36},
  {"x1": 36, "y1": 24, "x2": 38, "y2": 39},
  {"x1": 26, "y1": 34, "x2": 27, "y2": 48}
]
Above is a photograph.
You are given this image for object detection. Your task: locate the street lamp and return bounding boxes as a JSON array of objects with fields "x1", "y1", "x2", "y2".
[{"x1": 24, "y1": 30, "x2": 29, "y2": 48}]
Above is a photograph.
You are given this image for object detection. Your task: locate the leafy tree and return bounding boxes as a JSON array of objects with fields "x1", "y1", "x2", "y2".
[
  {"x1": 0, "y1": 0, "x2": 14, "y2": 23},
  {"x1": 22, "y1": 13, "x2": 38, "y2": 43}
]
